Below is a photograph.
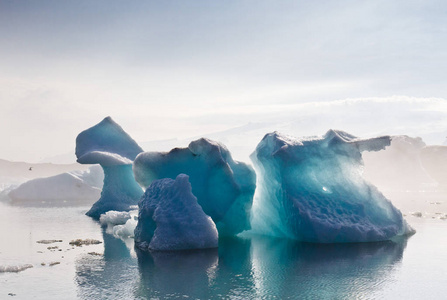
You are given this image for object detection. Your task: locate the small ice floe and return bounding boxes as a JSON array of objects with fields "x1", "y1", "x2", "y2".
[
  {"x1": 411, "y1": 212, "x2": 423, "y2": 217},
  {"x1": 0, "y1": 264, "x2": 33, "y2": 273},
  {"x1": 36, "y1": 240, "x2": 63, "y2": 244},
  {"x1": 112, "y1": 216, "x2": 137, "y2": 239},
  {"x1": 99, "y1": 210, "x2": 132, "y2": 226},
  {"x1": 69, "y1": 239, "x2": 102, "y2": 246}
]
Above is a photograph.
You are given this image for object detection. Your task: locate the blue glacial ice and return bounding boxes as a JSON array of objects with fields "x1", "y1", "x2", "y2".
[
  {"x1": 134, "y1": 174, "x2": 218, "y2": 251},
  {"x1": 250, "y1": 130, "x2": 414, "y2": 243},
  {"x1": 76, "y1": 117, "x2": 144, "y2": 219},
  {"x1": 133, "y1": 138, "x2": 256, "y2": 236}
]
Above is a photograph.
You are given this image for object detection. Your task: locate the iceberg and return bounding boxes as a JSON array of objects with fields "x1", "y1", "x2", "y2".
[
  {"x1": 250, "y1": 130, "x2": 414, "y2": 243},
  {"x1": 0, "y1": 158, "x2": 91, "y2": 187},
  {"x1": 7, "y1": 171, "x2": 101, "y2": 206},
  {"x1": 134, "y1": 174, "x2": 218, "y2": 251},
  {"x1": 133, "y1": 138, "x2": 256, "y2": 236},
  {"x1": 76, "y1": 117, "x2": 144, "y2": 219}
]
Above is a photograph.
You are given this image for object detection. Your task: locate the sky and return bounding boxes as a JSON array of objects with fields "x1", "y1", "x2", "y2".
[{"x1": 1, "y1": 0, "x2": 447, "y2": 162}]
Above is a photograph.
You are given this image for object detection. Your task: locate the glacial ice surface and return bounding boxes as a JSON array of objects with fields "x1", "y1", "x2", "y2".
[
  {"x1": 250, "y1": 130, "x2": 414, "y2": 243},
  {"x1": 76, "y1": 117, "x2": 143, "y2": 219},
  {"x1": 5, "y1": 166, "x2": 103, "y2": 206},
  {"x1": 134, "y1": 174, "x2": 218, "y2": 251},
  {"x1": 133, "y1": 138, "x2": 256, "y2": 236}
]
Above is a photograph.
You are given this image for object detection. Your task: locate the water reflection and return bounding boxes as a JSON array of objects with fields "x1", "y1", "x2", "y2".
[
  {"x1": 76, "y1": 231, "x2": 409, "y2": 299},
  {"x1": 136, "y1": 236, "x2": 256, "y2": 299},
  {"x1": 136, "y1": 247, "x2": 219, "y2": 298},
  {"x1": 75, "y1": 229, "x2": 138, "y2": 299},
  {"x1": 250, "y1": 236, "x2": 408, "y2": 299}
]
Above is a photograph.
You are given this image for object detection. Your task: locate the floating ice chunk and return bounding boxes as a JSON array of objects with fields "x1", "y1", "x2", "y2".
[
  {"x1": 7, "y1": 172, "x2": 101, "y2": 206},
  {"x1": 133, "y1": 138, "x2": 256, "y2": 236},
  {"x1": 99, "y1": 211, "x2": 131, "y2": 226},
  {"x1": 36, "y1": 240, "x2": 63, "y2": 244},
  {"x1": 76, "y1": 117, "x2": 144, "y2": 219},
  {"x1": 250, "y1": 130, "x2": 414, "y2": 243},
  {"x1": 0, "y1": 264, "x2": 33, "y2": 273},
  {"x1": 134, "y1": 174, "x2": 218, "y2": 251},
  {"x1": 69, "y1": 239, "x2": 102, "y2": 246},
  {"x1": 411, "y1": 212, "x2": 423, "y2": 217},
  {"x1": 3, "y1": 165, "x2": 103, "y2": 206},
  {"x1": 4, "y1": 165, "x2": 103, "y2": 206},
  {"x1": 0, "y1": 158, "x2": 91, "y2": 188},
  {"x1": 113, "y1": 217, "x2": 138, "y2": 238}
]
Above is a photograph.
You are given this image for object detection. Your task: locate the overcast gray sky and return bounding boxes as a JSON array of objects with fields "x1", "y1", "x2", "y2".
[{"x1": 1, "y1": 0, "x2": 446, "y2": 162}]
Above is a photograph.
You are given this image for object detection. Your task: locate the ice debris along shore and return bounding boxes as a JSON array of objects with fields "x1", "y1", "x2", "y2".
[
  {"x1": 134, "y1": 174, "x2": 218, "y2": 251},
  {"x1": 75, "y1": 117, "x2": 144, "y2": 219},
  {"x1": 133, "y1": 138, "x2": 256, "y2": 236},
  {"x1": 250, "y1": 130, "x2": 415, "y2": 243}
]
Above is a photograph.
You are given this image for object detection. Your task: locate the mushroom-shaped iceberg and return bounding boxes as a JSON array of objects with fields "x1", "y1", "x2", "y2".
[{"x1": 76, "y1": 117, "x2": 144, "y2": 219}]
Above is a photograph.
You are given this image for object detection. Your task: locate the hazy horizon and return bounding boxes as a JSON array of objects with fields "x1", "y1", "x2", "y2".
[{"x1": 1, "y1": 1, "x2": 447, "y2": 162}]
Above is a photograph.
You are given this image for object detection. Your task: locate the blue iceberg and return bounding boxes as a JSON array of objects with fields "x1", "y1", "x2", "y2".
[
  {"x1": 133, "y1": 138, "x2": 256, "y2": 236},
  {"x1": 134, "y1": 174, "x2": 218, "y2": 251},
  {"x1": 250, "y1": 130, "x2": 414, "y2": 243},
  {"x1": 76, "y1": 117, "x2": 144, "y2": 219}
]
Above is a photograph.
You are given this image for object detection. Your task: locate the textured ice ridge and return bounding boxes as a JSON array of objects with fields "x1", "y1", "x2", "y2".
[
  {"x1": 76, "y1": 117, "x2": 143, "y2": 219},
  {"x1": 134, "y1": 174, "x2": 218, "y2": 251},
  {"x1": 133, "y1": 138, "x2": 256, "y2": 236},
  {"x1": 250, "y1": 130, "x2": 415, "y2": 243}
]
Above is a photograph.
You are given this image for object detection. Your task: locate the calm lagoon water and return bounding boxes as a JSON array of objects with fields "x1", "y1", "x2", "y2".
[{"x1": 1, "y1": 202, "x2": 447, "y2": 299}]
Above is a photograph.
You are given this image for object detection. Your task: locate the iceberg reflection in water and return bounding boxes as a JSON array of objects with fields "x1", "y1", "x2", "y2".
[{"x1": 76, "y1": 233, "x2": 407, "y2": 299}]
